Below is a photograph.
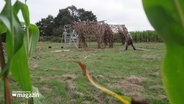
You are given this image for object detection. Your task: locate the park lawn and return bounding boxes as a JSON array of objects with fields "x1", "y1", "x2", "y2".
[{"x1": 1, "y1": 42, "x2": 169, "y2": 104}]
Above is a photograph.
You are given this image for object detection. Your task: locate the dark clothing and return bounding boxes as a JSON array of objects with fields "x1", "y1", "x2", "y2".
[
  {"x1": 125, "y1": 33, "x2": 136, "y2": 50},
  {"x1": 125, "y1": 42, "x2": 136, "y2": 50}
]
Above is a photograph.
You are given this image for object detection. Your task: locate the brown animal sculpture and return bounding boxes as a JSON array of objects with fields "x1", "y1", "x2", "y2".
[{"x1": 72, "y1": 21, "x2": 113, "y2": 48}]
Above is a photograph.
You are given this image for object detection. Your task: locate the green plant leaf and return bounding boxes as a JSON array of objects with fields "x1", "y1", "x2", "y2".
[
  {"x1": 0, "y1": 0, "x2": 32, "y2": 91},
  {"x1": 0, "y1": 0, "x2": 17, "y2": 78},
  {"x1": 27, "y1": 24, "x2": 39, "y2": 56},
  {"x1": 0, "y1": 23, "x2": 7, "y2": 35},
  {"x1": 24, "y1": 24, "x2": 39, "y2": 57},
  {"x1": 0, "y1": 15, "x2": 9, "y2": 33},
  {"x1": 13, "y1": 0, "x2": 30, "y2": 26},
  {"x1": 10, "y1": 45, "x2": 32, "y2": 91},
  {"x1": 162, "y1": 44, "x2": 184, "y2": 104},
  {"x1": 1, "y1": 0, "x2": 12, "y2": 21},
  {"x1": 0, "y1": 0, "x2": 11, "y2": 34},
  {"x1": 12, "y1": 1, "x2": 39, "y2": 57},
  {"x1": 142, "y1": 0, "x2": 184, "y2": 104},
  {"x1": 2, "y1": 0, "x2": 24, "y2": 57},
  {"x1": 142, "y1": 0, "x2": 184, "y2": 45}
]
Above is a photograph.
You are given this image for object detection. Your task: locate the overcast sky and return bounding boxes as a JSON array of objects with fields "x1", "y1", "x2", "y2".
[{"x1": 0, "y1": 0, "x2": 154, "y2": 31}]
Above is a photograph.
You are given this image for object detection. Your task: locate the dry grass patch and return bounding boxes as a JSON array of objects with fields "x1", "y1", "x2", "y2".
[{"x1": 109, "y1": 75, "x2": 147, "y2": 97}]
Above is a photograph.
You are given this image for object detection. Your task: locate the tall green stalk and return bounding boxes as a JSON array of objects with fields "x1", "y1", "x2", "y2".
[{"x1": 0, "y1": 37, "x2": 11, "y2": 104}]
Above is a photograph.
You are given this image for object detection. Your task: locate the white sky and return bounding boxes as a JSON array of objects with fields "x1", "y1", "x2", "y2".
[{"x1": 0, "y1": 0, "x2": 154, "y2": 31}]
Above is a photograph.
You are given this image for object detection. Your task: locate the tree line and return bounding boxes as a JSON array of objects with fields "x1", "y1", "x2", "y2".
[{"x1": 36, "y1": 5, "x2": 97, "y2": 37}]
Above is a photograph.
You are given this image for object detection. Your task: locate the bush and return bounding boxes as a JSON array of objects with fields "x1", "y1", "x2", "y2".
[{"x1": 40, "y1": 36, "x2": 62, "y2": 42}]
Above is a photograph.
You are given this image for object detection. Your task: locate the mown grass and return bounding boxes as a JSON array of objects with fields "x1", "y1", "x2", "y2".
[{"x1": 0, "y1": 42, "x2": 169, "y2": 104}]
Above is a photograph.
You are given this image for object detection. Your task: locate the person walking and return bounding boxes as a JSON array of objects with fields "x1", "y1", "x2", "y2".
[{"x1": 125, "y1": 33, "x2": 136, "y2": 50}]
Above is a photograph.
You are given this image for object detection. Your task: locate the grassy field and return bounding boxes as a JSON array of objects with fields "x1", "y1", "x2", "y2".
[{"x1": 1, "y1": 42, "x2": 169, "y2": 104}]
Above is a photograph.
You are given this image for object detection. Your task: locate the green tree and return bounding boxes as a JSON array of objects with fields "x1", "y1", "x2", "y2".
[
  {"x1": 54, "y1": 8, "x2": 73, "y2": 27},
  {"x1": 36, "y1": 15, "x2": 54, "y2": 36},
  {"x1": 78, "y1": 8, "x2": 97, "y2": 21},
  {"x1": 54, "y1": 5, "x2": 97, "y2": 27},
  {"x1": 36, "y1": 5, "x2": 97, "y2": 37}
]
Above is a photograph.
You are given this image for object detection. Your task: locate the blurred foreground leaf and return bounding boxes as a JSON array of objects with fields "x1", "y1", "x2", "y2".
[
  {"x1": 142, "y1": 0, "x2": 184, "y2": 104},
  {"x1": 10, "y1": 45, "x2": 32, "y2": 91},
  {"x1": 25, "y1": 24, "x2": 39, "y2": 57}
]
